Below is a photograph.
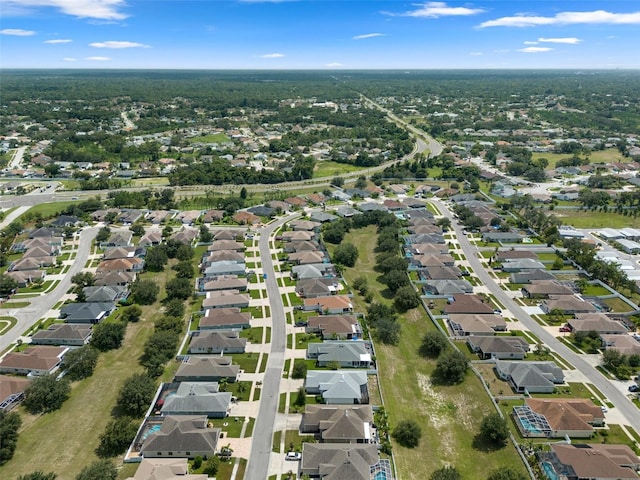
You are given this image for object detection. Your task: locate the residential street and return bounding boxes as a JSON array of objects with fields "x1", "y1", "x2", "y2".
[
  {"x1": 0, "y1": 226, "x2": 99, "y2": 352},
  {"x1": 244, "y1": 213, "x2": 299, "y2": 480},
  {"x1": 431, "y1": 198, "x2": 640, "y2": 434}
]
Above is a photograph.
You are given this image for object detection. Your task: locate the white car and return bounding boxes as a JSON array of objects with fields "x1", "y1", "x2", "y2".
[{"x1": 285, "y1": 452, "x2": 301, "y2": 461}]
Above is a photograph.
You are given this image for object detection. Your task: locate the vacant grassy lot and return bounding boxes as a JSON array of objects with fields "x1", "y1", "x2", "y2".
[
  {"x1": 532, "y1": 149, "x2": 626, "y2": 169},
  {"x1": 186, "y1": 132, "x2": 230, "y2": 144},
  {"x1": 2, "y1": 269, "x2": 174, "y2": 479},
  {"x1": 604, "y1": 297, "x2": 634, "y2": 313},
  {"x1": 339, "y1": 228, "x2": 527, "y2": 479},
  {"x1": 553, "y1": 210, "x2": 640, "y2": 229},
  {"x1": 26, "y1": 200, "x2": 78, "y2": 218},
  {"x1": 313, "y1": 160, "x2": 366, "y2": 178}
]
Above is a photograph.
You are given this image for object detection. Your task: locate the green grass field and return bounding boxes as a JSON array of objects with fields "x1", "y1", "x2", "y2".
[
  {"x1": 2, "y1": 269, "x2": 175, "y2": 479},
  {"x1": 339, "y1": 227, "x2": 527, "y2": 480},
  {"x1": 532, "y1": 148, "x2": 627, "y2": 170},
  {"x1": 313, "y1": 160, "x2": 367, "y2": 178},
  {"x1": 186, "y1": 132, "x2": 230, "y2": 144},
  {"x1": 553, "y1": 210, "x2": 640, "y2": 229},
  {"x1": 26, "y1": 201, "x2": 78, "y2": 218}
]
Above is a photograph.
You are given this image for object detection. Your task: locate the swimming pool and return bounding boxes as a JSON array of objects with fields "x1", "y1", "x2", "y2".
[
  {"x1": 541, "y1": 461, "x2": 559, "y2": 480},
  {"x1": 519, "y1": 418, "x2": 542, "y2": 434},
  {"x1": 373, "y1": 471, "x2": 387, "y2": 480},
  {"x1": 141, "y1": 424, "x2": 161, "y2": 441}
]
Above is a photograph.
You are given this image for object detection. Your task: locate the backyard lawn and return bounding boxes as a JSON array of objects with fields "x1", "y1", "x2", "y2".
[{"x1": 339, "y1": 227, "x2": 528, "y2": 479}]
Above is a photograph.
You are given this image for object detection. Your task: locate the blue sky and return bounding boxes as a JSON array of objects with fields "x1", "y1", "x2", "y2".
[{"x1": 1, "y1": 1, "x2": 639, "y2": 69}]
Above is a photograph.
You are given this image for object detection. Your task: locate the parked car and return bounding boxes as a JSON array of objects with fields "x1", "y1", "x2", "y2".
[
  {"x1": 559, "y1": 326, "x2": 571, "y2": 332},
  {"x1": 629, "y1": 385, "x2": 639, "y2": 393},
  {"x1": 286, "y1": 452, "x2": 301, "y2": 461}
]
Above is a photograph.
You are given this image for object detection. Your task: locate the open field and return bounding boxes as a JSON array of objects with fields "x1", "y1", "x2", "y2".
[
  {"x1": 532, "y1": 148, "x2": 627, "y2": 169},
  {"x1": 553, "y1": 210, "x2": 640, "y2": 229},
  {"x1": 2, "y1": 269, "x2": 174, "y2": 479},
  {"x1": 186, "y1": 132, "x2": 230, "y2": 144},
  {"x1": 313, "y1": 160, "x2": 367, "y2": 178},
  {"x1": 339, "y1": 227, "x2": 527, "y2": 480},
  {"x1": 25, "y1": 200, "x2": 78, "y2": 218}
]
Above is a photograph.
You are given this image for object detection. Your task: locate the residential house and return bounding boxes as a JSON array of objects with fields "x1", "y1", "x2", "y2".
[
  {"x1": 412, "y1": 253, "x2": 456, "y2": 268},
  {"x1": 289, "y1": 219, "x2": 321, "y2": 231},
  {"x1": 0, "y1": 375, "x2": 30, "y2": 411},
  {"x1": 541, "y1": 296, "x2": 597, "y2": 315},
  {"x1": 101, "y1": 231, "x2": 133, "y2": 248},
  {"x1": 600, "y1": 334, "x2": 640, "y2": 356},
  {"x1": 173, "y1": 357, "x2": 239, "y2": 383},
  {"x1": 60, "y1": 302, "x2": 116, "y2": 324},
  {"x1": 94, "y1": 271, "x2": 136, "y2": 286},
  {"x1": 496, "y1": 250, "x2": 537, "y2": 262},
  {"x1": 303, "y1": 295, "x2": 353, "y2": 314},
  {"x1": 139, "y1": 415, "x2": 221, "y2": 459},
  {"x1": 96, "y1": 257, "x2": 144, "y2": 273},
  {"x1": 307, "y1": 341, "x2": 373, "y2": 368},
  {"x1": 288, "y1": 251, "x2": 325, "y2": 265},
  {"x1": 309, "y1": 211, "x2": 338, "y2": 223},
  {"x1": 281, "y1": 230, "x2": 315, "y2": 242},
  {"x1": 305, "y1": 370, "x2": 369, "y2": 404},
  {"x1": 513, "y1": 398, "x2": 604, "y2": 438},
  {"x1": 170, "y1": 228, "x2": 198, "y2": 245},
  {"x1": 300, "y1": 444, "x2": 380, "y2": 480},
  {"x1": 23, "y1": 245, "x2": 59, "y2": 259},
  {"x1": 139, "y1": 230, "x2": 163, "y2": 247},
  {"x1": 284, "y1": 197, "x2": 307, "y2": 208},
  {"x1": 208, "y1": 240, "x2": 244, "y2": 252},
  {"x1": 522, "y1": 281, "x2": 575, "y2": 298},
  {"x1": 177, "y1": 210, "x2": 201, "y2": 225},
  {"x1": 423, "y1": 279, "x2": 473, "y2": 296},
  {"x1": 188, "y1": 331, "x2": 247, "y2": 354},
  {"x1": 358, "y1": 202, "x2": 388, "y2": 212},
  {"x1": 202, "y1": 250, "x2": 246, "y2": 267},
  {"x1": 202, "y1": 210, "x2": 225, "y2": 223},
  {"x1": 420, "y1": 266, "x2": 462, "y2": 281},
  {"x1": 295, "y1": 278, "x2": 340, "y2": 298},
  {"x1": 233, "y1": 211, "x2": 261, "y2": 225},
  {"x1": 124, "y1": 458, "x2": 208, "y2": 480},
  {"x1": 147, "y1": 210, "x2": 173, "y2": 224},
  {"x1": 292, "y1": 264, "x2": 335, "y2": 280},
  {"x1": 203, "y1": 261, "x2": 246, "y2": 278},
  {"x1": 202, "y1": 291, "x2": 250, "y2": 310},
  {"x1": 494, "y1": 360, "x2": 564, "y2": 394},
  {"x1": 567, "y1": 313, "x2": 627, "y2": 334},
  {"x1": 212, "y1": 230, "x2": 243, "y2": 241},
  {"x1": 0, "y1": 346, "x2": 67, "y2": 376},
  {"x1": 448, "y1": 314, "x2": 507, "y2": 336},
  {"x1": 6, "y1": 269, "x2": 46, "y2": 287},
  {"x1": 482, "y1": 232, "x2": 525, "y2": 244},
  {"x1": 336, "y1": 206, "x2": 361, "y2": 218},
  {"x1": 540, "y1": 444, "x2": 640, "y2": 480},
  {"x1": 82, "y1": 285, "x2": 128, "y2": 303},
  {"x1": 30, "y1": 324, "x2": 92, "y2": 346},
  {"x1": 306, "y1": 315, "x2": 361, "y2": 340},
  {"x1": 202, "y1": 276, "x2": 248, "y2": 293},
  {"x1": 284, "y1": 240, "x2": 321, "y2": 254},
  {"x1": 466, "y1": 336, "x2": 529, "y2": 360},
  {"x1": 29, "y1": 227, "x2": 61, "y2": 239},
  {"x1": 501, "y1": 258, "x2": 546, "y2": 272},
  {"x1": 199, "y1": 308, "x2": 251, "y2": 330},
  {"x1": 160, "y1": 383, "x2": 232, "y2": 418},
  {"x1": 247, "y1": 205, "x2": 274, "y2": 218},
  {"x1": 301, "y1": 405, "x2": 374, "y2": 444},
  {"x1": 10, "y1": 256, "x2": 55, "y2": 271},
  {"x1": 510, "y1": 269, "x2": 556, "y2": 284},
  {"x1": 443, "y1": 294, "x2": 495, "y2": 315}
]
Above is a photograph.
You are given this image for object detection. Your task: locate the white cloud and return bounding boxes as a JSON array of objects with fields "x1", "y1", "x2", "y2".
[
  {"x1": 1, "y1": 28, "x2": 36, "y2": 36},
  {"x1": 90, "y1": 41, "x2": 149, "y2": 49},
  {"x1": 44, "y1": 39, "x2": 72, "y2": 44},
  {"x1": 353, "y1": 33, "x2": 386, "y2": 40},
  {"x1": 538, "y1": 37, "x2": 582, "y2": 44},
  {"x1": 469, "y1": 51, "x2": 483, "y2": 56},
  {"x1": 493, "y1": 49, "x2": 511, "y2": 53},
  {"x1": 63, "y1": 57, "x2": 77, "y2": 61},
  {"x1": 2, "y1": 0, "x2": 129, "y2": 20},
  {"x1": 518, "y1": 47, "x2": 553, "y2": 53},
  {"x1": 523, "y1": 41, "x2": 538, "y2": 45},
  {"x1": 85, "y1": 56, "x2": 111, "y2": 61},
  {"x1": 325, "y1": 62, "x2": 343, "y2": 67},
  {"x1": 391, "y1": 2, "x2": 485, "y2": 18},
  {"x1": 259, "y1": 53, "x2": 285, "y2": 58},
  {"x1": 479, "y1": 10, "x2": 640, "y2": 28}
]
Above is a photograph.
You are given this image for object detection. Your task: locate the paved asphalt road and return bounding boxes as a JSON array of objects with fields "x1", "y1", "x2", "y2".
[
  {"x1": 244, "y1": 213, "x2": 299, "y2": 480},
  {"x1": 431, "y1": 199, "x2": 640, "y2": 434},
  {"x1": 0, "y1": 226, "x2": 99, "y2": 353}
]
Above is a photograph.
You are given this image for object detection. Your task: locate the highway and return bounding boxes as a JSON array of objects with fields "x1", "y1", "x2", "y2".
[
  {"x1": 244, "y1": 213, "x2": 299, "y2": 480},
  {"x1": 0, "y1": 226, "x2": 100, "y2": 352},
  {"x1": 431, "y1": 199, "x2": 640, "y2": 434}
]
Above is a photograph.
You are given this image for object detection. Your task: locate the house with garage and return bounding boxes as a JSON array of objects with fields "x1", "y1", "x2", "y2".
[
  {"x1": 0, "y1": 346, "x2": 68, "y2": 376},
  {"x1": 501, "y1": 258, "x2": 546, "y2": 272},
  {"x1": 94, "y1": 270, "x2": 136, "y2": 286},
  {"x1": 187, "y1": 331, "x2": 247, "y2": 354},
  {"x1": 295, "y1": 278, "x2": 340, "y2": 298},
  {"x1": 139, "y1": 230, "x2": 163, "y2": 247},
  {"x1": 510, "y1": 269, "x2": 556, "y2": 284},
  {"x1": 300, "y1": 444, "x2": 380, "y2": 480},
  {"x1": 284, "y1": 240, "x2": 321, "y2": 254},
  {"x1": 494, "y1": 360, "x2": 564, "y2": 394},
  {"x1": 281, "y1": 230, "x2": 315, "y2": 242},
  {"x1": 170, "y1": 228, "x2": 199, "y2": 245},
  {"x1": 541, "y1": 296, "x2": 597, "y2": 315},
  {"x1": 198, "y1": 308, "x2": 251, "y2": 330},
  {"x1": 423, "y1": 279, "x2": 473, "y2": 296},
  {"x1": 96, "y1": 257, "x2": 144, "y2": 274},
  {"x1": 513, "y1": 398, "x2": 604, "y2": 438},
  {"x1": 301, "y1": 405, "x2": 375, "y2": 444},
  {"x1": 174, "y1": 357, "x2": 239, "y2": 383},
  {"x1": 600, "y1": 334, "x2": 640, "y2": 356},
  {"x1": 6, "y1": 269, "x2": 46, "y2": 287},
  {"x1": 522, "y1": 281, "x2": 575, "y2": 299},
  {"x1": 539, "y1": 443, "x2": 640, "y2": 480},
  {"x1": 201, "y1": 276, "x2": 248, "y2": 293},
  {"x1": 101, "y1": 231, "x2": 133, "y2": 248},
  {"x1": 202, "y1": 250, "x2": 245, "y2": 267},
  {"x1": 303, "y1": 295, "x2": 353, "y2": 314},
  {"x1": 202, "y1": 291, "x2": 250, "y2": 310},
  {"x1": 0, "y1": 375, "x2": 30, "y2": 411},
  {"x1": 125, "y1": 458, "x2": 208, "y2": 480},
  {"x1": 292, "y1": 263, "x2": 336, "y2": 280},
  {"x1": 443, "y1": 294, "x2": 495, "y2": 315},
  {"x1": 466, "y1": 336, "x2": 529, "y2": 360},
  {"x1": 567, "y1": 313, "x2": 628, "y2": 335},
  {"x1": 159, "y1": 383, "x2": 232, "y2": 418},
  {"x1": 306, "y1": 315, "x2": 361, "y2": 340},
  {"x1": 447, "y1": 314, "x2": 507, "y2": 336},
  {"x1": 60, "y1": 302, "x2": 116, "y2": 324},
  {"x1": 203, "y1": 261, "x2": 246, "y2": 278},
  {"x1": 208, "y1": 240, "x2": 245, "y2": 252},
  {"x1": 82, "y1": 285, "x2": 128, "y2": 303},
  {"x1": 289, "y1": 219, "x2": 322, "y2": 231},
  {"x1": 305, "y1": 370, "x2": 369, "y2": 404},
  {"x1": 482, "y1": 232, "x2": 525, "y2": 243},
  {"x1": 30, "y1": 324, "x2": 92, "y2": 346},
  {"x1": 138, "y1": 415, "x2": 221, "y2": 459},
  {"x1": 307, "y1": 341, "x2": 373, "y2": 368}
]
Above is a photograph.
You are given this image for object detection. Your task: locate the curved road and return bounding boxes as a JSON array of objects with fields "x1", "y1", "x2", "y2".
[
  {"x1": 245, "y1": 213, "x2": 299, "y2": 480},
  {"x1": 431, "y1": 199, "x2": 640, "y2": 434},
  {"x1": 0, "y1": 226, "x2": 99, "y2": 352}
]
